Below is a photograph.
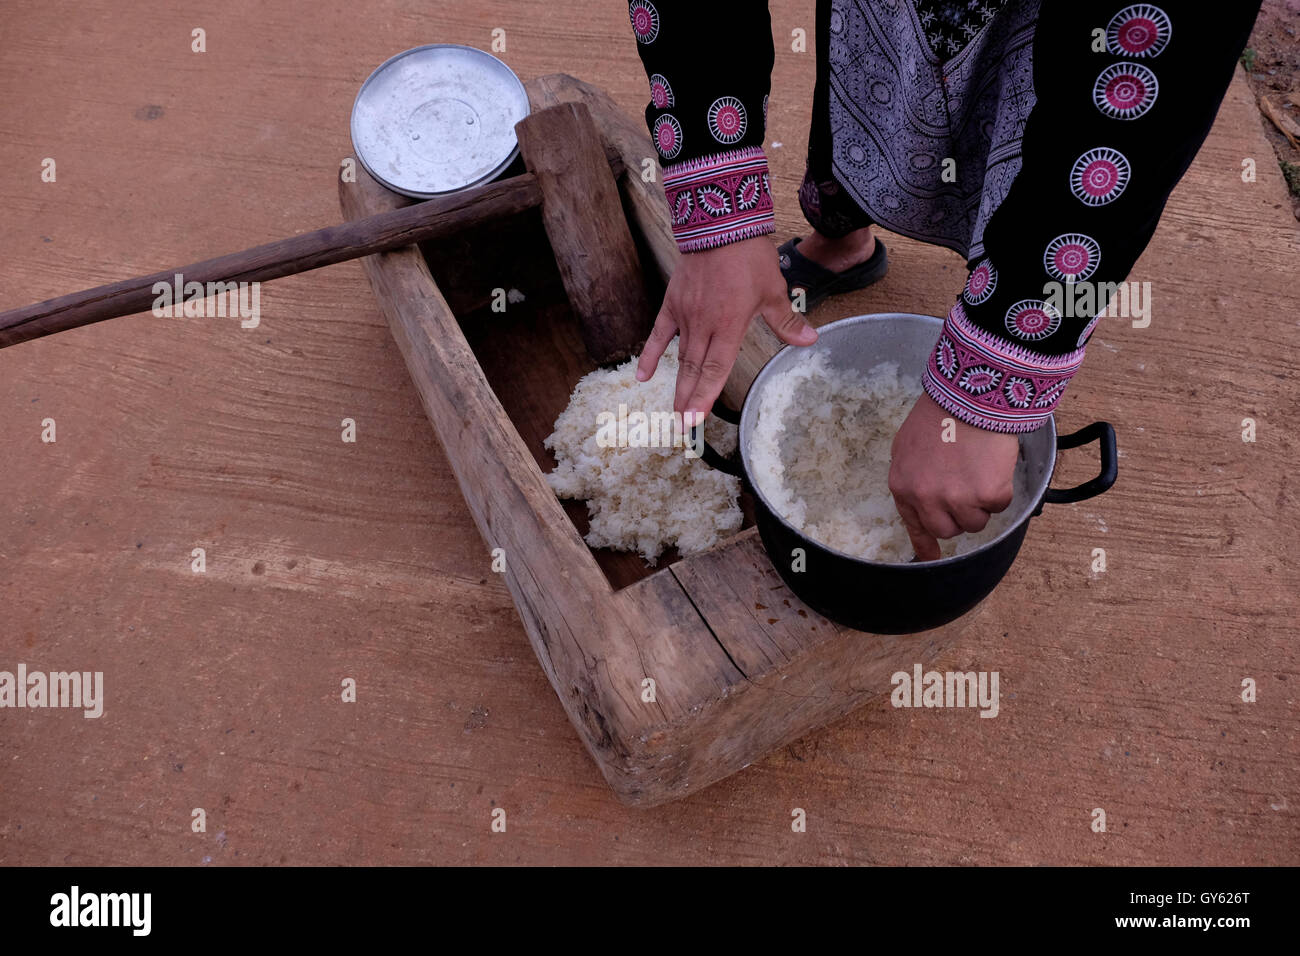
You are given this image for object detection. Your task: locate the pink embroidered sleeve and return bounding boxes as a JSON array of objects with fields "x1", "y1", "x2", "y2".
[
  {"x1": 662, "y1": 147, "x2": 775, "y2": 252},
  {"x1": 627, "y1": 1, "x2": 776, "y2": 253},
  {"x1": 923, "y1": 301, "x2": 1085, "y2": 434},
  {"x1": 924, "y1": 2, "x2": 1256, "y2": 433}
]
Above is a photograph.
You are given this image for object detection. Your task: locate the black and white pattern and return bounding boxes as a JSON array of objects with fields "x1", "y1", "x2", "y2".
[
  {"x1": 825, "y1": 0, "x2": 1040, "y2": 260},
  {"x1": 914, "y1": 0, "x2": 1014, "y2": 58}
]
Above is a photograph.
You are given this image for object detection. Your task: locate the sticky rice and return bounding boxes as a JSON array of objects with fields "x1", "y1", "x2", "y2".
[
  {"x1": 544, "y1": 341, "x2": 742, "y2": 562},
  {"x1": 747, "y1": 353, "x2": 1015, "y2": 563}
]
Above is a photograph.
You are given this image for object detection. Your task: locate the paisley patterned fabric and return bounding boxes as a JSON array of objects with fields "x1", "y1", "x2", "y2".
[{"x1": 825, "y1": 0, "x2": 1039, "y2": 261}]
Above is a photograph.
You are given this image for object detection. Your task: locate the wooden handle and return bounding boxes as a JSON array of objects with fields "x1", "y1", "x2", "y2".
[{"x1": 0, "y1": 146, "x2": 625, "y2": 351}]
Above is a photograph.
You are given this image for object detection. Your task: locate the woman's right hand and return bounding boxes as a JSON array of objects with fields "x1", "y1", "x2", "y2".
[
  {"x1": 888, "y1": 392, "x2": 1020, "y2": 561},
  {"x1": 636, "y1": 236, "x2": 818, "y2": 417}
]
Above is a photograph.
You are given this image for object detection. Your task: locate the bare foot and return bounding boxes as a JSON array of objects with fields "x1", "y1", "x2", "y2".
[{"x1": 795, "y1": 227, "x2": 877, "y2": 273}]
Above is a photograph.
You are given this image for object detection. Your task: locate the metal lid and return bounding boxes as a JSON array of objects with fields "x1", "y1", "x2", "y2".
[{"x1": 350, "y1": 44, "x2": 530, "y2": 198}]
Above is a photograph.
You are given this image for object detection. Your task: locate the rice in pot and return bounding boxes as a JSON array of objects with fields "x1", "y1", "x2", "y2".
[{"x1": 747, "y1": 353, "x2": 1016, "y2": 563}]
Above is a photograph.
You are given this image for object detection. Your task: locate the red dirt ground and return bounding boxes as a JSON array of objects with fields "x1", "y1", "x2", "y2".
[{"x1": 1, "y1": 1, "x2": 1296, "y2": 865}]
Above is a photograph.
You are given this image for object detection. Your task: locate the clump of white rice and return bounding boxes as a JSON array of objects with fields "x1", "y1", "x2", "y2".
[
  {"x1": 748, "y1": 353, "x2": 1015, "y2": 563},
  {"x1": 544, "y1": 341, "x2": 742, "y2": 562}
]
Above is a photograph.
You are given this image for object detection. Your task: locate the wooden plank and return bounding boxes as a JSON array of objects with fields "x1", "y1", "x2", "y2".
[
  {"x1": 515, "y1": 102, "x2": 653, "y2": 364},
  {"x1": 634, "y1": 532, "x2": 963, "y2": 796},
  {"x1": 669, "y1": 529, "x2": 842, "y2": 676},
  {"x1": 674, "y1": 533, "x2": 965, "y2": 692},
  {"x1": 527, "y1": 74, "x2": 679, "y2": 283},
  {"x1": 603, "y1": 569, "x2": 750, "y2": 801}
]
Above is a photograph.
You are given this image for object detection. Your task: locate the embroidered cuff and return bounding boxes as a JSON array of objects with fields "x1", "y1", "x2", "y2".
[
  {"x1": 922, "y1": 302, "x2": 1086, "y2": 434},
  {"x1": 662, "y1": 147, "x2": 776, "y2": 253}
]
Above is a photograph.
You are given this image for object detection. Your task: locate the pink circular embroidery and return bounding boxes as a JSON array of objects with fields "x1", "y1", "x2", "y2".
[
  {"x1": 649, "y1": 73, "x2": 674, "y2": 109},
  {"x1": 1093, "y1": 63, "x2": 1158, "y2": 120},
  {"x1": 1071, "y1": 148, "x2": 1130, "y2": 206},
  {"x1": 1106, "y1": 4, "x2": 1171, "y2": 58},
  {"x1": 653, "y1": 113, "x2": 682, "y2": 159},
  {"x1": 708, "y1": 96, "x2": 747, "y2": 144},
  {"x1": 1044, "y1": 233, "x2": 1101, "y2": 282},
  {"x1": 629, "y1": 2, "x2": 660, "y2": 44},
  {"x1": 963, "y1": 259, "x2": 998, "y2": 305},
  {"x1": 1004, "y1": 299, "x2": 1062, "y2": 341}
]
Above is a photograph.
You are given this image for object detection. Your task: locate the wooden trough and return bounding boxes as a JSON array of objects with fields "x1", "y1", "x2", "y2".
[{"x1": 340, "y1": 74, "x2": 964, "y2": 807}]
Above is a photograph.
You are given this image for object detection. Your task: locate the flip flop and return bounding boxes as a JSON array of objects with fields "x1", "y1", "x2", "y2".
[{"x1": 778, "y1": 235, "x2": 888, "y2": 312}]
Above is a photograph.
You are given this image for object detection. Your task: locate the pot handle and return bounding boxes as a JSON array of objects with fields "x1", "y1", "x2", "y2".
[
  {"x1": 1041, "y1": 421, "x2": 1118, "y2": 505},
  {"x1": 690, "y1": 398, "x2": 744, "y2": 477},
  {"x1": 709, "y1": 398, "x2": 742, "y2": 425}
]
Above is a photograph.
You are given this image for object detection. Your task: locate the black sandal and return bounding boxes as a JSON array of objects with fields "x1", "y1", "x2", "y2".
[{"x1": 778, "y1": 235, "x2": 889, "y2": 312}]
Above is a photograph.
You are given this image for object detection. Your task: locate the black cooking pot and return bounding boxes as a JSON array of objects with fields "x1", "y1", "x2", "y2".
[{"x1": 696, "y1": 313, "x2": 1117, "y2": 634}]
